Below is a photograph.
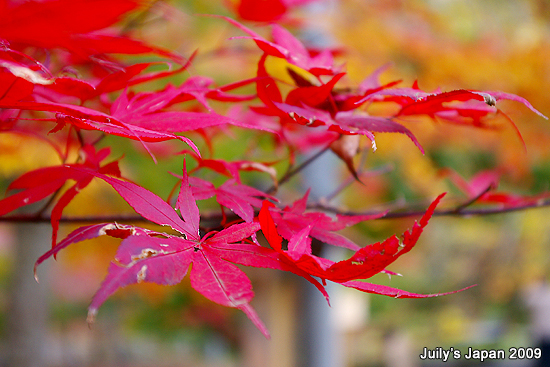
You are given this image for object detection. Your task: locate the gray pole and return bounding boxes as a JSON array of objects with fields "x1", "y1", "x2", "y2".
[
  {"x1": 297, "y1": 150, "x2": 344, "y2": 367},
  {"x1": 6, "y1": 223, "x2": 50, "y2": 367}
]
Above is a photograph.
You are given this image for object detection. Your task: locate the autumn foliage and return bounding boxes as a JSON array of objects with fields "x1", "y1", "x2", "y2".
[{"x1": 1, "y1": 0, "x2": 547, "y2": 338}]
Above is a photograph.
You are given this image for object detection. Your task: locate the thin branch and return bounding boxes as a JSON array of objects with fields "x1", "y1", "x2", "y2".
[
  {"x1": 324, "y1": 163, "x2": 393, "y2": 203},
  {"x1": 4, "y1": 195, "x2": 550, "y2": 226},
  {"x1": 450, "y1": 185, "x2": 494, "y2": 214},
  {"x1": 0, "y1": 214, "x2": 146, "y2": 224},
  {"x1": 311, "y1": 196, "x2": 550, "y2": 219}
]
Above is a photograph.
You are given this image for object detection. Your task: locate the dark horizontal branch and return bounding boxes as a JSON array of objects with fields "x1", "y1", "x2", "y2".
[
  {"x1": 0, "y1": 214, "x2": 146, "y2": 224},
  {"x1": 311, "y1": 196, "x2": 550, "y2": 219},
  {"x1": 2, "y1": 196, "x2": 550, "y2": 226}
]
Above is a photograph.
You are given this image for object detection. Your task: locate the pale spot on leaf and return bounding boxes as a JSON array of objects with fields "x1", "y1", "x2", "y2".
[{"x1": 137, "y1": 265, "x2": 147, "y2": 283}]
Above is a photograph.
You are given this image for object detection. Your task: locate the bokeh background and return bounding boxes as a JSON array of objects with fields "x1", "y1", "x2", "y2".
[{"x1": 1, "y1": 0, "x2": 550, "y2": 366}]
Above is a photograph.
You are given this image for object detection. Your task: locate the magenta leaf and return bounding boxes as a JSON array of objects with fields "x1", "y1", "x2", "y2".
[
  {"x1": 109, "y1": 83, "x2": 259, "y2": 134},
  {"x1": 207, "y1": 222, "x2": 261, "y2": 246},
  {"x1": 476, "y1": 91, "x2": 548, "y2": 119},
  {"x1": 334, "y1": 111, "x2": 424, "y2": 153},
  {"x1": 0, "y1": 145, "x2": 121, "y2": 251},
  {"x1": 188, "y1": 176, "x2": 276, "y2": 223},
  {"x1": 37, "y1": 159, "x2": 271, "y2": 337},
  {"x1": 34, "y1": 223, "x2": 153, "y2": 279},
  {"x1": 1, "y1": 100, "x2": 200, "y2": 156},
  {"x1": 216, "y1": 180, "x2": 275, "y2": 222},
  {"x1": 86, "y1": 171, "x2": 196, "y2": 238},
  {"x1": 181, "y1": 149, "x2": 277, "y2": 183},
  {"x1": 341, "y1": 281, "x2": 476, "y2": 298},
  {"x1": 176, "y1": 160, "x2": 200, "y2": 238},
  {"x1": 88, "y1": 235, "x2": 195, "y2": 322},
  {"x1": 219, "y1": 15, "x2": 342, "y2": 76},
  {"x1": 0, "y1": 178, "x2": 66, "y2": 217},
  {"x1": 269, "y1": 191, "x2": 386, "y2": 251},
  {"x1": 189, "y1": 249, "x2": 269, "y2": 337},
  {"x1": 286, "y1": 225, "x2": 312, "y2": 260}
]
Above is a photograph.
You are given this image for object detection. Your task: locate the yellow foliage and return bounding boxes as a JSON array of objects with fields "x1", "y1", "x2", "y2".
[{"x1": 0, "y1": 134, "x2": 60, "y2": 177}]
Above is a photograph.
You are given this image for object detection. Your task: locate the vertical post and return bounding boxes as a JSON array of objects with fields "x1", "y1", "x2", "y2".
[
  {"x1": 6, "y1": 223, "x2": 50, "y2": 367},
  {"x1": 297, "y1": 150, "x2": 344, "y2": 367}
]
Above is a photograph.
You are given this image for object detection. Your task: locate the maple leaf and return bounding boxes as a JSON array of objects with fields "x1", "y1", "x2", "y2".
[
  {"x1": 259, "y1": 193, "x2": 472, "y2": 297},
  {"x1": 362, "y1": 87, "x2": 547, "y2": 129},
  {"x1": 232, "y1": 0, "x2": 318, "y2": 22},
  {"x1": 181, "y1": 149, "x2": 278, "y2": 185},
  {"x1": 219, "y1": 16, "x2": 343, "y2": 76},
  {"x1": 273, "y1": 103, "x2": 423, "y2": 153},
  {"x1": 0, "y1": 66, "x2": 35, "y2": 104},
  {"x1": 236, "y1": 0, "x2": 287, "y2": 22},
  {"x1": 0, "y1": 57, "x2": 52, "y2": 103},
  {"x1": 251, "y1": 55, "x2": 424, "y2": 156},
  {"x1": 189, "y1": 176, "x2": 276, "y2": 223},
  {"x1": 166, "y1": 75, "x2": 257, "y2": 109},
  {"x1": 0, "y1": 144, "x2": 121, "y2": 247},
  {"x1": 35, "y1": 160, "x2": 272, "y2": 338},
  {"x1": 0, "y1": 0, "x2": 181, "y2": 61},
  {"x1": 0, "y1": 99, "x2": 201, "y2": 159},
  {"x1": 109, "y1": 81, "x2": 262, "y2": 134},
  {"x1": 42, "y1": 61, "x2": 192, "y2": 102},
  {"x1": 268, "y1": 190, "x2": 386, "y2": 251},
  {"x1": 441, "y1": 168, "x2": 550, "y2": 208}
]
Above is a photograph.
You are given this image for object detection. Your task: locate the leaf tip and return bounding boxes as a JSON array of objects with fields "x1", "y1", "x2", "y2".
[{"x1": 87, "y1": 309, "x2": 98, "y2": 327}]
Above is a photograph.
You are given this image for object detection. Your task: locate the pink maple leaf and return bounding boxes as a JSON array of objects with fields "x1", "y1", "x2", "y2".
[
  {"x1": 109, "y1": 81, "x2": 263, "y2": 134},
  {"x1": 0, "y1": 98, "x2": 201, "y2": 159},
  {"x1": 189, "y1": 176, "x2": 276, "y2": 223},
  {"x1": 218, "y1": 16, "x2": 342, "y2": 76},
  {"x1": 181, "y1": 149, "x2": 277, "y2": 184},
  {"x1": 251, "y1": 55, "x2": 424, "y2": 153},
  {"x1": 42, "y1": 61, "x2": 192, "y2": 102},
  {"x1": 35, "y1": 160, "x2": 272, "y2": 338},
  {"x1": 441, "y1": 168, "x2": 550, "y2": 208},
  {"x1": 268, "y1": 190, "x2": 386, "y2": 251},
  {"x1": 363, "y1": 87, "x2": 547, "y2": 136}
]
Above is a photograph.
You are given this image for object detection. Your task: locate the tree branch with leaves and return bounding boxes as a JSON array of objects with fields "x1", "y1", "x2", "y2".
[{"x1": 1, "y1": 0, "x2": 547, "y2": 338}]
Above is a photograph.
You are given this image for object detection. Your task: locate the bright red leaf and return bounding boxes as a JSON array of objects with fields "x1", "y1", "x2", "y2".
[
  {"x1": 0, "y1": 0, "x2": 180, "y2": 61},
  {"x1": 258, "y1": 193, "x2": 471, "y2": 299},
  {"x1": 0, "y1": 144, "x2": 121, "y2": 247}
]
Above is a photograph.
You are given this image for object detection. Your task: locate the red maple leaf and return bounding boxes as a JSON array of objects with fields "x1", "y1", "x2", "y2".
[
  {"x1": 0, "y1": 144, "x2": 121, "y2": 247},
  {"x1": 232, "y1": 0, "x2": 318, "y2": 22},
  {"x1": 0, "y1": 0, "x2": 180, "y2": 61},
  {"x1": 181, "y1": 149, "x2": 278, "y2": 184},
  {"x1": 259, "y1": 193, "x2": 473, "y2": 297}
]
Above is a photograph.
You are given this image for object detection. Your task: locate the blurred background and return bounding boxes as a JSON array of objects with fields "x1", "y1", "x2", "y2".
[{"x1": 1, "y1": 0, "x2": 550, "y2": 366}]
